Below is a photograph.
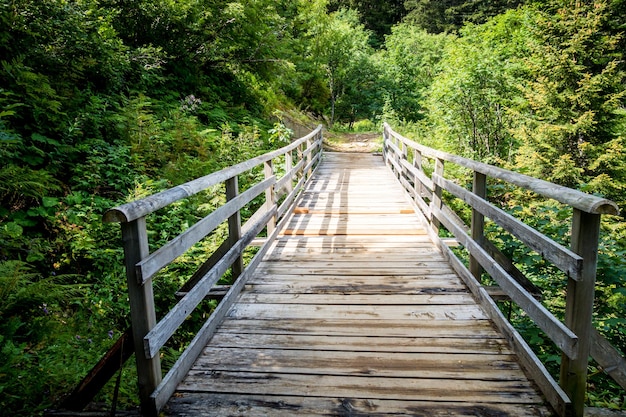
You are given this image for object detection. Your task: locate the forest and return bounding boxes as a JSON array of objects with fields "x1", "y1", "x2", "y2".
[{"x1": 0, "y1": 0, "x2": 625, "y2": 415}]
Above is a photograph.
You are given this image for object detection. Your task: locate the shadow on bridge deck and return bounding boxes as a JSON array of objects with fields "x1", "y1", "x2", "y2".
[{"x1": 164, "y1": 152, "x2": 550, "y2": 416}]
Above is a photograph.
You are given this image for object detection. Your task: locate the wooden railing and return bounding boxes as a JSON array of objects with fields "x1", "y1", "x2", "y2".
[
  {"x1": 103, "y1": 126, "x2": 323, "y2": 416},
  {"x1": 383, "y1": 123, "x2": 624, "y2": 417}
]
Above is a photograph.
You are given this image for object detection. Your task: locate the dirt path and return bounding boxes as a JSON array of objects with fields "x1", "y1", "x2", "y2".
[{"x1": 323, "y1": 132, "x2": 382, "y2": 153}]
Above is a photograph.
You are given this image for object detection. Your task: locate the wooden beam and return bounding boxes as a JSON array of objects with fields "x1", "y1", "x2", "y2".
[{"x1": 59, "y1": 328, "x2": 134, "y2": 411}]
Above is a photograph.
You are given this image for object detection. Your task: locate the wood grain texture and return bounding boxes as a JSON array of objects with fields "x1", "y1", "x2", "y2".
[{"x1": 164, "y1": 153, "x2": 550, "y2": 416}]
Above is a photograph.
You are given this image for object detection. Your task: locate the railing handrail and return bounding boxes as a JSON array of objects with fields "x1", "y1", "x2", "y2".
[
  {"x1": 382, "y1": 122, "x2": 623, "y2": 417},
  {"x1": 104, "y1": 126, "x2": 324, "y2": 223},
  {"x1": 384, "y1": 123, "x2": 619, "y2": 216},
  {"x1": 105, "y1": 125, "x2": 324, "y2": 415}
]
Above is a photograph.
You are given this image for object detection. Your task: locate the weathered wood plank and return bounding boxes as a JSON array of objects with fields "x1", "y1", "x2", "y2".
[
  {"x1": 165, "y1": 394, "x2": 549, "y2": 417},
  {"x1": 237, "y1": 293, "x2": 476, "y2": 305},
  {"x1": 258, "y1": 259, "x2": 454, "y2": 269},
  {"x1": 255, "y1": 265, "x2": 456, "y2": 276},
  {"x1": 208, "y1": 332, "x2": 511, "y2": 354},
  {"x1": 217, "y1": 318, "x2": 499, "y2": 338},
  {"x1": 243, "y1": 280, "x2": 469, "y2": 294},
  {"x1": 271, "y1": 234, "x2": 434, "y2": 247},
  {"x1": 164, "y1": 152, "x2": 550, "y2": 416},
  {"x1": 177, "y1": 371, "x2": 544, "y2": 404},
  {"x1": 192, "y1": 347, "x2": 526, "y2": 380},
  {"x1": 227, "y1": 303, "x2": 489, "y2": 321}
]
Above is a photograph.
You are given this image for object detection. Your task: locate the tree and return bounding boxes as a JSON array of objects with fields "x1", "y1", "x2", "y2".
[
  {"x1": 327, "y1": 0, "x2": 407, "y2": 46},
  {"x1": 418, "y1": 10, "x2": 529, "y2": 159},
  {"x1": 511, "y1": 0, "x2": 626, "y2": 197},
  {"x1": 404, "y1": 0, "x2": 527, "y2": 33},
  {"x1": 308, "y1": 8, "x2": 374, "y2": 127},
  {"x1": 378, "y1": 24, "x2": 449, "y2": 122}
]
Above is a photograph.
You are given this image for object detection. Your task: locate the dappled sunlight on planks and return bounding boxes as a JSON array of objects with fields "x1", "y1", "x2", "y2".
[{"x1": 164, "y1": 153, "x2": 551, "y2": 416}]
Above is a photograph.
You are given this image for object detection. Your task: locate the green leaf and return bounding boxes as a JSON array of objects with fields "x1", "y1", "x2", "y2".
[
  {"x1": 42, "y1": 197, "x2": 59, "y2": 208},
  {"x1": 2, "y1": 222, "x2": 23, "y2": 238}
]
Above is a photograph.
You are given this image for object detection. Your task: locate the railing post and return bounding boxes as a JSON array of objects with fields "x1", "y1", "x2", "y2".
[
  {"x1": 430, "y1": 158, "x2": 444, "y2": 234},
  {"x1": 285, "y1": 150, "x2": 293, "y2": 194},
  {"x1": 120, "y1": 218, "x2": 161, "y2": 416},
  {"x1": 297, "y1": 142, "x2": 304, "y2": 181},
  {"x1": 306, "y1": 136, "x2": 313, "y2": 179},
  {"x1": 560, "y1": 209, "x2": 601, "y2": 417},
  {"x1": 225, "y1": 176, "x2": 243, "y2": 279},
  {"x1": 413, "y1": 149, "x2": 423, "y2": 198},
  {"x1": 264, "y1": 160, "x2": 276, "y2": 234},
  {"x1": 382, "y1": 123, "x2": 388, "y2": 163},
  {"x1": 469, "y1": 171, "x2": 486, "y2": 282},
  {"x1": 400, "y1": 140, "x2": 408, "y2": 179}
]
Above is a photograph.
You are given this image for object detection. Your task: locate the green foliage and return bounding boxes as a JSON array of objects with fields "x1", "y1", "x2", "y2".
[
  {"x1": 404, "y1": 0, "x2": 528, "y2": 33},
  {"x1": 1, "y1": 0, "x2": 625, "y2": 413},
  {"x1": 327, "y1": 0, "x2": 407, "y2": 46},
  {"x1": 378, "y1": 24, "x2": 450, "y2": 122},
  {"x1": 511, "y1": 1, "x2": 626, "y2": 191}
]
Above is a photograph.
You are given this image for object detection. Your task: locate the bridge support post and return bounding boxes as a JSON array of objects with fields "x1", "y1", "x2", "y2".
[
  {"x1": 413, "y1": 149, "x2": 423, "y2": 199},
  {"x1": 382, "y1": 124, "x2": 388, "y2": 162},
  {"x1": 285, "y1": 150, "x2": 293, "y2": 194},
  {"x1": 306, "y1": 137, "x2": 313, "y2": 179},
  {"x1": 264, "y1": 160, "x2": 276, "y2": 234},
  {"x1": 120, "y1": 218, "x2": 161, "y2": 416},
  {"x1": 226, "y1": 176, "x2": 243, "y2": 279},
  {"x1": 469, "y1": 172, "x2": 486, "y2": 282},
  {"x1": 560, "y1": 209, "x2": 601, "y2": 417},
  {"x1": 430, "y1": 158, "x2": 444, "y2": 235}
]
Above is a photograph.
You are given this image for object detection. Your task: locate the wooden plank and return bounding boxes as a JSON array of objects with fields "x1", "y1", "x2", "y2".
[
  {"x1": 218, "y1": 318, "x2": 500, "y2": 339},
  {"x1": 166, "y1": 394, "x2": 549, "y2": 417},
  {"x1": 591, "y1": 328, "x2": 626, "y2": 391},
  {"x1": 120, "y1": 219, "x2": 160, "y2": 416},
  {"x1": 208, "y1": 332, "x2": 511, "y2": 354},
  {"x1": 264, "y1": 247, "x2": 443, "y2": 259},
  {"x1": 255, "y1": 265, "x2": 456, "y2": 276},
  {"x1": 247, "y1": 274, "x2": 468, "y2": 289},
  {"x1": 237, "y1": 293, "x2": 476, "y2": 305},
  {"x1": 258, "y1": 259, "x2": 453, "y2": 269},
  {"x1": 272, "y1": 234, "x2": 434, "y2": 246},
  {"x1": 193, "y1": 347, "x2": 526, "y2": 380},
  {"x1": 227, "y1": 303, "x2": 489, "y2": 321},
  {"x1": 177, "y1": 371, "x2": 543, "y2": 404}
]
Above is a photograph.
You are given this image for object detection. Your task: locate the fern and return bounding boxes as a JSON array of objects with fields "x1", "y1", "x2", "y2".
[
  {"x1": 0, "y1": 260, "x2": 84, "y2": 320},
  {"x1": 0, "y1": 165, "x2": 60, "y2": 210}
]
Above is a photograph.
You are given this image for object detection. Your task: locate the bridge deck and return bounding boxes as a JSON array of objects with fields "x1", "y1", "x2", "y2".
[{"x1": 165, "y1": 153, "x2": 550, "y2": 416}]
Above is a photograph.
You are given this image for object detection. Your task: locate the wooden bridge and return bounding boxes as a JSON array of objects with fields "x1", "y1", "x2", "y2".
[{"x1": 97, "y1": 125, "x2": 624, "y2": 417}]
